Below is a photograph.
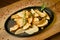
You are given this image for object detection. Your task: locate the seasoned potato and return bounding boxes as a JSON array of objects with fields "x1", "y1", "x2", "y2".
[
  {"x1": 28, "y1": 17, "x2": 33, "y2": 23},
  {"x1": 34, "y1": 12, "x2": 39, "y2": 17},
  {"x1": 23, "y1": 23, "x2": 31, "y2": 30},
  {"x1": 16, "y1": 11, "x2": 25, "y2": 18},
  {"x1": 33, "y1": 21, "x2": 39, "y2": 25},
  {"x1": 37, "y1": 20, "x2": 48, "y2": 27},
  {"x1": 34, "y1": 18, "x2": 39, "y2": 22},
  {"x1": 33, "y1": 18, "x2": 40, "y2": 25},
  {"x1": 11, "y1": 14, "x2": 20, "y2": 19},
  {"x1": 25, "y1": 10, "x2": 30, "y2": 18},
  {"x1": 43, "y1": 11, "x2": 50, "y2": 20},
  {"x1": 31, "y1": 9, "x2": 35, "y2": 14},
  {"x1": 46, "y1": 15, "x2": 50, "y2": 20},
  {"x1": 25, "y1": 25, "x2": 39, "y2": 34},
  {"x1": 14, "y1": 18, "x2": 24, "y2": 27},
  {"x1": 35, "y1": 9, "x2": 47, "y2": 17},
  {"x1": 15, "y1": 29, "x2": 25, "y2": 34},
  {"x1": 10, "y1": 25, "x2": 19, "y2": 31}
]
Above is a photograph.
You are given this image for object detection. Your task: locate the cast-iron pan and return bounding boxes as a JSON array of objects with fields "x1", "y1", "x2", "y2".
[{"x1": 5, "y1": 6, "x2": 54, "y2": 37}]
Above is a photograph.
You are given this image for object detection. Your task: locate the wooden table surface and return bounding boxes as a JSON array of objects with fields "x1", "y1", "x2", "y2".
[{"x1": 0, "y1": 0, "x2": 60, "y2": 40}]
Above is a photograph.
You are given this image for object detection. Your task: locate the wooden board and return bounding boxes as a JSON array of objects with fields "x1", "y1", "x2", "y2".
[{"x1": 0, "y1": 0, "x2": 60, "y2": 40}]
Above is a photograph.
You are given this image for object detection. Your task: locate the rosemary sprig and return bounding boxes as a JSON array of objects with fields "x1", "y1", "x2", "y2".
[{"x1": 41, "y1": 4, "x2": 46, "y2": 11}]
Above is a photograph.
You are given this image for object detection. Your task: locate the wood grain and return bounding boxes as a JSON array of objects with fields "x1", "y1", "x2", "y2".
[{"x1": 0, "y1": 0, "x2": 60, "y2": 40}]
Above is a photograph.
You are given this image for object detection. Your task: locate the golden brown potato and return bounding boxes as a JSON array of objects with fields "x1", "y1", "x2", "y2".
[
  {"x1": 37, "y1": 20, "x2": 48, "y2": 27},
  {"x1": 33, "y1": 18, "x2": 40, "y2": 25},
  {"x1": 16, "y1": 10, "x2": 25, "y2": 18},
  {"x1": 25, "y1": 25, "x2": 39, "y2": 34},
  {"x1": 10, "y1": 25, "x2": 19, "y2": 32},
  {"x1": 34, "y1": 12, "x2": 39, "y2": 17},
  {"x1": 25, "y1": 10, "x2": 30, "y2": 18},
  {"x1": 35, "y1": 9, "x2": 47, "y2": 17},
  {"x1": 43, "y1": 11, "x2": 50, "y2": 20},
  {"x1": 15, "y1": 29, "x2": 25, "y2": 34},
  {"x1": 23, "y1": 23, "x2": 31, "y2": 30},
  {"x1": 14, "y1": 18, "x2": 25, "y2": 27},
  {"x1": 34, "y1": 18, "x2": 39, "y2": 22},
  {"x1": 46, "y1": 15, "x2": 50, "y2": 20},
  {"x1": 11, "y1": 14, "x2": 20, "y2": 19},
  {"x1": 31, "y1": 9, "x2": 35, "y2": 14},
  {"x1": 28, "y1": 17, "x2": 33, "y2": 23}
]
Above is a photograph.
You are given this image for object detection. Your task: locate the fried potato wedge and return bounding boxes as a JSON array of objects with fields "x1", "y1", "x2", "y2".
[
  {"x1": 15, "y1": 29, "x2": 25, "y2": 34},
  {"x1": 10, "y1": 25, "x2": 19, "y2": 32},
  {"x1": 34, "y1": 18, "x2": 39, "y2": 22},
  {"x1": 25, "y1": 10, "x2": 30, "y2": 18},
  {"x1": 31, "y1": 9, "x2": 35, "y2": 14},
  {"x1": 28, "y1": 17, "x2": 33, "y2": 23},
  {"x1": 37, "y1": 20, "x2": 48, "y2": 27},
  {"x1": 43, "y1": 11, "x2": 50, "y2": 20},
  {"x1": 16, "y1": 10, "x2": 25, "y2": 18},
  {"x1": 11, "y1": 14, "x2": 20, "y2": 19},
  {"x1": 33, "y1": 18, "x2": 40, "y2": 25},
  {"x1": 14, "y1": 18, "x2": 25, "y2": 27},
  {"x1": 35, "y1": 9, "x2": 47, "y2": 17},
  {"x1": 23, "y1": 23, "x2": 31, "y2": 30},
  {"x1": 34, "y1": 12, "x2": 39, "y2": 17},
  {"x1": 25, "y1": 25, "x2": 39, "y2": 34}
]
